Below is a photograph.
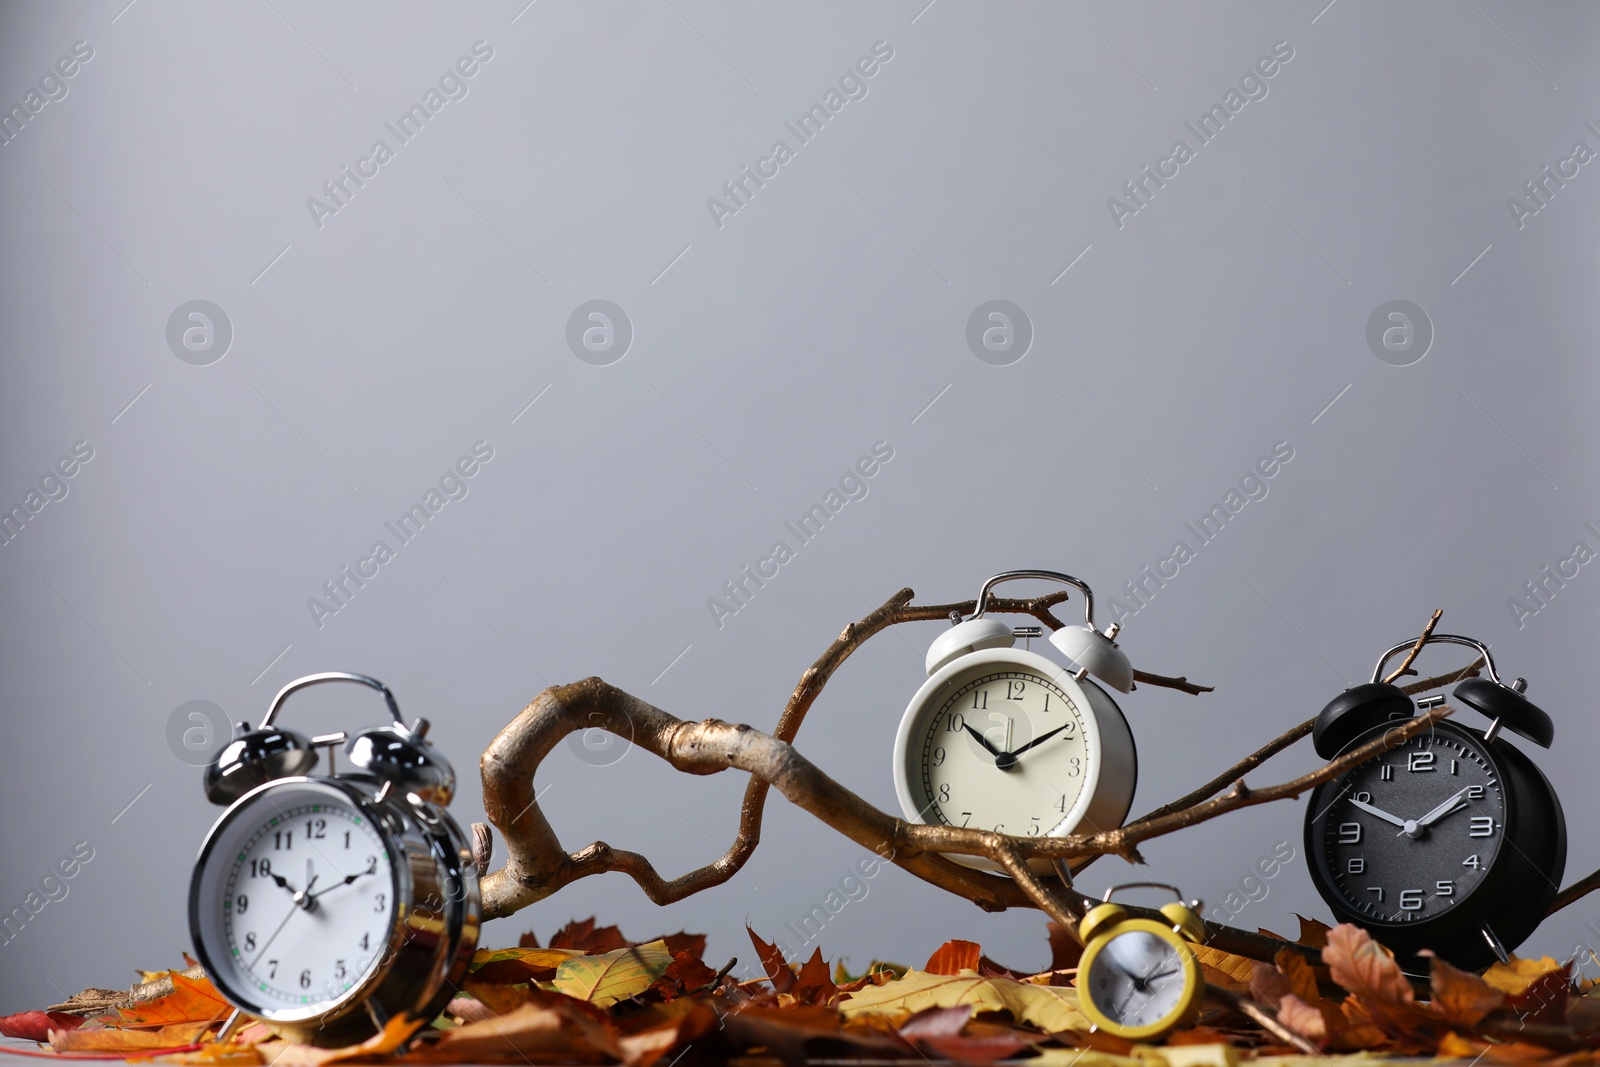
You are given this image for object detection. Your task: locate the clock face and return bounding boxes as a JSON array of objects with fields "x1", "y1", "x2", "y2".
[
  {"x1": 1314, "y1": 727, "x2": 1505, "y2": 925},
  {"x1": 912, "y1": 666, "x2": 1093, "y2": 836},
  {"x1": 195, "y1": 784, "x2": 398, "y2": 1015},
  {"x1": 1086, "y1": 930, "x2": 1189, "y2": 1028}
]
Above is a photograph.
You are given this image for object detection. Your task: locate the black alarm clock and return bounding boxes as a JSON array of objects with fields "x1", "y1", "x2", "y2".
[{"x1": 1303, "y1": 634, "x2": 1564, "y2": 972}]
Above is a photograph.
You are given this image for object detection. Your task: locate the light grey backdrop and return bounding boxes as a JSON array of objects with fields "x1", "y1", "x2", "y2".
[{"x1": 2, "y1": 0, "x2": 1598, "y2": 1013}]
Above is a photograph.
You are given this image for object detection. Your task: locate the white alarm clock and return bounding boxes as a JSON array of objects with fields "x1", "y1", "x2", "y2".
[
  {"x1": 892, "y1": 571, "x2": 1137, "y2": 871},
  {"x1": 189, "y1": 673, "x2": 479, "y2": 1047}
]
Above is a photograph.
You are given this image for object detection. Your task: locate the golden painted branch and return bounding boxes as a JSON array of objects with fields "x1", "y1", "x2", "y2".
[
  {"x1": 1382, "y1": 608, "x2": 1443, "y2": 684},
  {"x1": 476, "y1": 672, "x2": 1445, "y2": 963}
]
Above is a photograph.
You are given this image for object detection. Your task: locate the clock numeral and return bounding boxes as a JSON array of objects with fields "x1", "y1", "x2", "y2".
[
  {"x1": 1366, "y1": 887, "x2": 1384, "y2": 902},
  {"x1": 1469, "y1": 816, "x2": 1496, "y2": 838},
  {"x1": 334, "y1": 960, "x2": 347, "y2": 980},
  {"x1": 971, "y1": 690, "x2": 989, "y2": 711},
  {"x1": 1380, "y1": 765, "x2": 1394, "y2": 781},
  {"x1": 267, "y1": 960, "x2": 278, "y2": 979},
  {"x1": 1028, "y1": 817, "x2": 1042, "y2": 837},
  {"x1": 1006, "y1": 681, "x2": 1026, "y2": 701},
  {"x1": 933, "y1": 747, "x2": 947, "y2": 766},
  {"x1": 1450, "y1": 759, "x2": 1459, "y2": 776},
  {"x1": 1462, "y1": 854, "x2": 1482, "y2": 869},
  {"x1": 250, "y1": 858, "x2": 272, "y2": 878},
  {"x1": 1398, "y1": 889, "x2": 1424, "y2": 911},
  {"x1": 1408, "y1": 751, "x2": 1435, "y2": 773},
  {"x1": 1347, "y1": 858, "x2": 1365, "y2": 874},
  {"x1": 299, "y1": 969, "x2": 312, "y2": 990},
  {"x1": 1466, "y1": 785, "x2": 1484, "y2": 800},
  {"x1": 273, "y1": 830, "x2": 293, "y2": 851},
  {"x1": 993, "y1": 823, "x2": 1005, "y2": 833},
  {"x1": 305, "y1": 818, "x2": 326, "y2": 840},
  {"x1": 946, "y1": 713, "x2": 966, "y2": 734},
  {"x1": 1066, "y1": 757, "x2": 1081, "y2": 777},
  {"x1": 374, "y1": 893, "x2": 386, "y2": 913},
  {"x1": 1056, "y1": 794, "x2": 1069, "y2": 813},
  {"x1": 235, "y1": 893, "x2": 249, "y2": 914},
  {"x1": 1436, "y1": 879, "x2": 1455, "y2": 897},
  {"x1": 1338, "y1": 822, "x2": 1362, "y2": 845},
  {"x1": 344, "y1": 831, "x2": 351, "y2": 849},
  {"x1": 938, "y1": 784, "x2": 951, "y2": 803},
  {"x1": 360, "y1": 933, "x2": 370, "y2": 952},
  {"x1": 1353, "y1": 791, "x2": 1372, "y2": 803},
  {"x1": 1042, "y1": 693, "x2": 1051, "y2": 713},
  {"x1": 244, "y1": 932, "x2": 256, "y2": 951},
  {"x1": 960, "y1": 812, "x2": 973, "y2": 827}
]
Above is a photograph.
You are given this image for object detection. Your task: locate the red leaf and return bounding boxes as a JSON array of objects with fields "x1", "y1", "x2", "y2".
[
  {"x1": 0, "y1": 1012, "x2": 84, "y2": 1042},
  {"x1": 925, "y1": 939, "x2": 982, "y2": 976},
  {"x1": 517, "y1": 930, "x2": 541, "y2": 948},
  {"x1": 747, "y1": 926, "x2": 794, "y2": 994},
  {"x1": 792, "y1": 948, "x2": 841, "y2": 1006},
  {"x1": 650, "y1": 952, "x2": 720, "y2": 1000},
  {"x1": 662, "y1": 932, "x2": 707, "y2": 960}
]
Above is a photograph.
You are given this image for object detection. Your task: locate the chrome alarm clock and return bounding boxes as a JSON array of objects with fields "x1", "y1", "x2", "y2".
[
  {"x1": 892, "y1": 571, "x2": 1137, "y2": 871},
  {"x1": 188, "y1": 673, "x2": 479, "y2": 1046}
]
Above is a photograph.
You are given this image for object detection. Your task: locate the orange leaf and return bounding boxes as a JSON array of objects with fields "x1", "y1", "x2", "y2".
[
  {"x1": 1424, "y1": 952, "x2": 1506, "y2": 1027},
  {"x1": 52, "y1": 1023, "x2": 210, "y2": 1053},
  {"x1": 925, "y1": 939, "x2": 981, "y2": 976},
  {"x1": 1190, "y1": 945, "x2": 1254, "y2": 992},
  {"x1": 468, "y1": 945, "x2": 583, "y2": 983},
  {"x1": 251, "y1": 1015, "x2": 425, "y2": 1067},
  {"x1": 117, "y1": 973, "x2": 232, "y2": 1028},
  {"x1": 1323, "y1": 924, "x2": 1413, "y2": 1008},
  {"x1": 1484, "y1": 955, "x2": 1565, "y2": 996},
  {"x1": 1295, "y1": 914, "x2": 1332, "y2": 949}
]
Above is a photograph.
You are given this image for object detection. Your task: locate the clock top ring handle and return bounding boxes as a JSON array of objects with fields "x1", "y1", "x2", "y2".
[
  {"x1": 261, "y1": 672, "x2": 405, "y2": 731},
  {"x1": 1371, "y1": 632, "x2": 1552, "y2": 749},
  {"x1": 1080, "y1": 882, "x2": 1207, "y2": 945},
  {"x1": 1369, "y1": 633, "x2": 1504, "y2": 686},
  {"x1": 951, "y1": 570, "x2": 1133, "y2": 693}
]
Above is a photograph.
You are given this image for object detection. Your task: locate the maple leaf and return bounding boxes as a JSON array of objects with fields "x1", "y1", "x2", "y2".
[
  {"x1": 650, "y1": 950, "x2": 720, "y2": 1000},
  {"x1": 116, "y1": 971, "x2": 232, "y2": 1028},
  {"x1": 661, "y1": 932, "x2": 707, "y2": 960},
  {"x1": 791, "y1": 947, "x2": 842, "y2": 1006},
  {"x1": 747, "y1": 926, "x2": 796, "y2": 994},
  {"x1": 925, "y1": 939, "x2": 982, "y2": 976},
  {"x1": 1484, "y1": 955, "x2": 1566, "y2": 996},
  {"x1": 552, "y1": 939, "x2": 674, "y2": 1007},
  {"x1": 0, "y1": 1011, "x2": 85, "y2": 1042},
  {"x1": 549, "y1": 917, "x2": 631, "y2": 954},
  {"x1": 1322, "y1": 924, "x2": 1413, "y2": 1009}
]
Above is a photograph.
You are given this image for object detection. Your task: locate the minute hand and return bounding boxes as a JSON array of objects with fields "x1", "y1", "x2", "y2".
[
  {"x1": 1348, "y1": 798, "x2": 1408, "y2": 828},
  {"x1": 1413, "y1": 787, "x2": 1473, "y2": 829},
  {"x1": 1005, "y1": 724, "x2": 1071, "y2": 759}
]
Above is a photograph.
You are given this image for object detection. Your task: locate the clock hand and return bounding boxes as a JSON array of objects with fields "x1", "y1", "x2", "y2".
[
  {"x1": 1005, "y1": 724, "x2": 1072, "y2": 760},
  {"x1": 961, "y1": 722, "x2": 1005, "y2": 761},
  {"x1": 249, "y1": 897, "x2": 303, "y2": 971},
  {"x1": 1347, "y1": 798, "x2": 1408, "y2": 829},
  {"x1": 267, "y1": 871, "x2": 300, "y2": 898},
  {"x1": 1414, "y1": 787, "x2": 1473, "y2": 828},
  {"x1": 308, "y1": 859, "x2": 379, "y2": 901}
]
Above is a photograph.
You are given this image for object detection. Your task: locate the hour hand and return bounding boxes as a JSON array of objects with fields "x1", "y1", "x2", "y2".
[
  {"x1": 962, "y1": 723, "x2": 1005, "y2": 760},
  {"x1": 1413, "y1": 787, "x2": 1472, "y2": 829},
  {"x1": 1348, "y1": 798, "x2": 1408, "y2": 828}
]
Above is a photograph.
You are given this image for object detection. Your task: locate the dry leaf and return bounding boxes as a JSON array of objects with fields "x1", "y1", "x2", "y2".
[
  {"x1": 51, "y1": 1022, "x2": 212, "y2": 1053},
  {"x1": 1276, "y1": 994, "x2": 1329, "y2": 1047},
  {"x1": 1424, "y1": 951, "x2": 1507, "y2": 1027},
  {"x1": 926, "y1": 939, "x2": 983, "y2": 976},
  {"x1": 839, "y1": 968, "x2": 1089, "y2": 1033},
  {"x1": 551, "y1": 939, "x2": 673, "y2": 1007},
  {"x1": 1046, "y1": 921, "x2": 1084, "y2": 972},
  {"x1": 1484, "y1": 955, "x2": 1566, "y2": 996},
  {"x1": 0, "y1": 1010, "x2": 85, "y2": 1042},
  {"x1": 791, "y1": 947, "x2": 841, "y2": 1006},
  {"x1": 405, "y1": 998, "x2": 618, "y2": 1063},
  {"x1": 1190, "y1": 945, "x2": 1255, "y2": 992},
  {"x1": 116, "y1": 971, "x2": 232, "y2": 1028},
  {"x1": 747, "y1": 926, "x2": 796, "y2": 994},
  {"x1": 549, "y1": 918, "x2": 631, "y2": 955},
  {"x1": 1322, "y1": 924, "x2": 1413, "y2": 1009}
]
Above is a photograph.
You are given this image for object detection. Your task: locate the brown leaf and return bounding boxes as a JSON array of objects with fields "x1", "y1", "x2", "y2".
[
  {"x1": 1275, "y1": 950, "x2": 1323, "y2": 1005},
  {"x1": 0, "y1": 1011, "x2": 84, "y2": 1042},
  {"x1": 792, "y1": 947, "x2": 842, "y2": 1006},
  {"x1": 469, "y1": 946, "x2": 584, "y2": 984},
  {"x1": 912, "y1": 1020, "x2": 1032, "y2": 1064},
  {"x1": 462, "y1": 978, "x2": 540, "y2": 1016},
  {"x1": 1248, "y1": 961, "x2": 1290, "y2": 1010},
  {"x1": 926, "y1": 939, "x2": 982, "y2": 976},
  {"x1": 517, "y1": 930, "x2": 541, "y2": 948},
  {"x1": 1508, "y1": 963, "x2": 1571, "y2": 1027},
  {"x1": 747, "y1": 926, "x2": 795, "y2": 994},
  {"x1": 406, "y1": 998, "x2": 618, "y2": 1063},
  {"x1": 897, "y1": 1005, "x2": 972, "y2": 1039},
  {"x1": 614, "y1": 1000, "x2": 716, "y2": 1067},
  {"x1": 1323, "y1": 924, "x2": 1413, "y2": 1009},
  {"x1": 1276, "y1": 994, "x2": 1329, "y2": 1048},
  {"x1": 1295, "y1": 914, "x2": 1332, "y2": 949},
  {"x1": 1190, "y1": 945, "x2": 1255, "y2": 992},
  {"x1": 660, "y1": 932, "x2": 707, "y2": 960},
  {"x1": 1424, "y1": 952, "x2": 1507, "y2": 1027},
  {"x1": 650, "y1": 951, "x2": 720, "y2": 1000},
  {"x1": 550, "y1": 917, "x2": 631, "y2": 954},
  {"x1": 1045, "y1": 922, "x2": 1083, "y2": 972},
  {"x1": 720, "y1": 1003, "x2": 894, "y2": 1067}
]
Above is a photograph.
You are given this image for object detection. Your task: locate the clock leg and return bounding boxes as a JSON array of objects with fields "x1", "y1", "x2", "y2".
[
  {"x1": 215, "y1": 1010, "x2": 247, "y2": 1045},
  {"x1": 1481, "y1": 924, "x2": 1510, "y2": 965}
]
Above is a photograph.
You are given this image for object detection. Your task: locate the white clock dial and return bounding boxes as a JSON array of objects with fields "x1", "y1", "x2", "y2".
[
  {"x1": 917, "y1": 669, "x2": 1091, "y2": 835},
  {"x1": 203, "y1": 788, "x2": 397, "y2": 1014},
  {"x1": 1086, "y1": 931, "x2": 1187, "y2": 1027}
]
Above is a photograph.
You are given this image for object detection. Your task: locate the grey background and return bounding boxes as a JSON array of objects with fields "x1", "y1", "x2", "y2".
[{"x1": 1, "y1": 0, "x2": 1598, "y2": 1013}]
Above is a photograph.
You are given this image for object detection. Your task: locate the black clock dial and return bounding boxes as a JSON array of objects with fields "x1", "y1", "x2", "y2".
[{"x1": 1315, "y1": 730, "x2": 1506, "y2": 925}]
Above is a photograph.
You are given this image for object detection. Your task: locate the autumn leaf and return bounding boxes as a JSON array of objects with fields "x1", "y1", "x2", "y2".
[
  {"x1": 0, "y1": 1010, "x2": 84, "y2": 1042},
  {"x1": 650, "y1": 951, "x2": 720, "y2": 1000},
  {"x1": 1189, "y1": 944, "x2": 1254, "y2": 992},
  {"x1": 925, "y1": 939, "x2": 982, "y2": 976},
  {"x1": 1484, "y1": 955, "x2": 1565, "y2": 996},
  {"x1": 747, "y1": 926, "x2": 795, "y2": 994},
  {"x1": 116, "y1": 971, "x2": 232, "y2": 1028},
  {"x1": 1322, "y1": 924, "x2": 1413, "y2": 1009},
  {"x1": 1045, "y1": 921, "x2": 1084, "y2": 972},
  {"x1": 1423, "y1": 951, "x2": 1506, "y2": 1027},
  {"x1": 51, "y1": 1022, "x2": 213, "y2": 1053},
  {"x1": 1276, "y1": 994, "x2": 1329, "y2": 1048},
  {"x1": 405, "y1": 996, "x2": 619, "y2": 1064},
  {"x1": 552, "y1": 938, "x2": 673, "y2": 1007},
  {"x1": 1508, "y1": 962, "x2": 1571, "y2": 1027},
  {"x1": 839, "y1": 968, "x2": 1090, "y2": 1033},
  {"x1": 468, "y1": 945, "x2": 584, "y2": 983},
  {"x1": 549, "y1": 917, "x2": 631, "y2": 954},
  {"x1": 791, "y1": 947, "x2": 841, "y2": 1006}
]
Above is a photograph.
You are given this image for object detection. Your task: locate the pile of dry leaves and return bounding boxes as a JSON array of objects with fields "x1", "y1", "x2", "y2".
[{"x1": 2, "y1": 917, "x2": 1596, "y2": 1065}]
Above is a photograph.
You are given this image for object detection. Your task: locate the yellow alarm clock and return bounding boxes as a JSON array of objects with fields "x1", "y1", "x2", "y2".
[{"x1": 1075, "y1": 883, "x2": 1208, "y2": 1041}]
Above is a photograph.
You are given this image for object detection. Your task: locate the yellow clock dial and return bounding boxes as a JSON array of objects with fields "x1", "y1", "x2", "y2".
[{"x1": 1077, "y1": 919, "x2": 1203, "y2": 1040}]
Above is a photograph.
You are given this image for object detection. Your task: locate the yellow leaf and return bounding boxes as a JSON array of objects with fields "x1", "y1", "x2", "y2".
[
  {"x1": 839, "y1": 968, "x2": 1090, "y2": 1033},
  {"x1": 470, "y1": 946, "x2": 583, "y2": 971},
  {"x1": 1482, "y1": 955, "x2": 1563, "y2": 996},
  {"x1": 1162, "y1": 1044, "x2": 1239, "y2": 1067},
  {"x1": 552, "y1": 939, "x2": 673, "y2": 1007},
  {"x1": 1189, "y1": 945, "x2": 1254, "y2": 990},
  {"x1": 250, "y1": 1015, "x2": 423, "y2": 1067},
  {"x1": 52, "y1": 1023, "x2": 212, "y2": 1053}
]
